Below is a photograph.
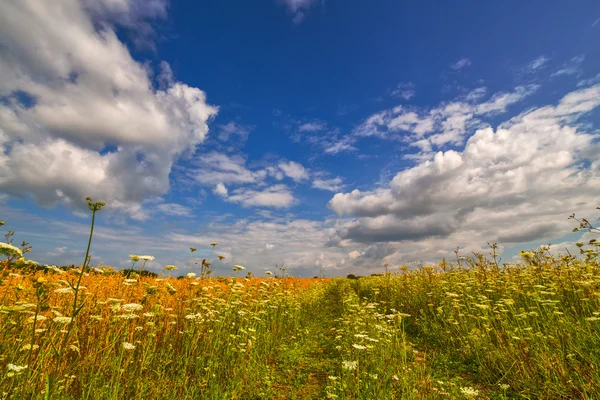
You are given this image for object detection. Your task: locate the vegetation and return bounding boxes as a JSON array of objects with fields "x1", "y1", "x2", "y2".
[{"x1": 1, "y1": 204, "x2": 599, "y2": 398}]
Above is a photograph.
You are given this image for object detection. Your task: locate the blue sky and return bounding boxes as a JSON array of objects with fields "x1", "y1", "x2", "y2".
[{"x1": 1, "y1": 0, "x2": 599, "y2": 276}]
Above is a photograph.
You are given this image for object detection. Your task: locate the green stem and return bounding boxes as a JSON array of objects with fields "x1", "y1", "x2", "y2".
[{"x1": 62, "y1": 208, "x2": 96, "y2": 348}]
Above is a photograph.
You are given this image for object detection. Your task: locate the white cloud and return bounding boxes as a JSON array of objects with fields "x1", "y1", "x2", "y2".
[
  {"x1": 578, "y1": 73, "x2": 600, "y2": 88},
  {"x1": 278, "y1": 161, "x2": 309, "y2": 182},
  {"x1": 329, "y1": 84, "x2": 600, "y2": 256},
  {"x1": 189, "y1": 153, "x2": 260, "y2": 186},
  {"x1": 353, "y1": 85, "x2": 538, "y2": 152},
  {"x1": 312, "y1": 177, "x2": 344, "y2": 191},
  {"x1": 155, "y1": 203, "x2": 192, "y2": 217},
  {"x1": 451, "y1": 58, "x2": 472, "y2": 70},
  {"x1": 213, "y1": 183, "x2": 228, "y2": 197},
  {"x1": 390, "y1": 82, "x2": 415, "y2": 100},
  {"x1": 552, "y1": 55, "x2": 586, "y2": 77},
  {"x1": 298, "y1": 121, "x2": 326, "y2": 132},
  {"x1": 227, "y1": 185, "x2": 296, "y2": 208},
  {"x1": 348, "y1": 250, "x2": 362, "y2": 259},
  {"x1": 217, "y1": 121, "x2": 251, "y2": 142},
  {"x1": 525, "y1": 55, "x2": 550, "y2": 73},
  {"x1": 48, "y1": 247, "x2": 67, "y2": 256},
  {"x1": 0, "y1": 0, "x2": 217, "y2": 216}
]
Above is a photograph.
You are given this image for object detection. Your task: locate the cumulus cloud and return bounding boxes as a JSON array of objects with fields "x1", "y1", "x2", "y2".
[
  {"x1": 278, "y1": 161, "x2": 309, "y2": 182},
  {"x1": 213, "y1": 183, "x2": 229, "y2": 197},
  {"x1": 353, "y1": 85, "x2": 538, "y2": 152},
  {"x1": 329, "y1": 84, "x2": 600, "y2": 256},
  {"x1": 312, "y1": 177, "x2": 344, "y2": 191},
  {"x1": 189, "y1": 153, "x2": 261, "y2": 186},
  {"x1": 0, "y1": 0, "x2": 217, "y2": 217}
]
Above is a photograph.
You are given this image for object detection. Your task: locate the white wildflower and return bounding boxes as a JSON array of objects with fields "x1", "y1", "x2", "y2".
[
  {"x1": 121, "y1": 303, "x2": 143, "y2": 313},
  {"x1": 342, "y1": 360, "x2": 358, "y2": 370},
  {"x1": 0, "y1": 242, "x2": 23, "y2": 257},
  {"x1": 122, "y1": 342, "x2": 136, "y2": 350}
]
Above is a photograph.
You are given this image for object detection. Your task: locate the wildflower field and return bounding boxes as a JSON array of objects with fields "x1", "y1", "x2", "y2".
[{"x1": 2, "y1": 246, "x2": 600, "y2": 399}]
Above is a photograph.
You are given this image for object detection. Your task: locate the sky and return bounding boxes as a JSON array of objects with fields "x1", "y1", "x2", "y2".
[{"x1": 1, "y1": 0, "x2": 600, "y2": 277}]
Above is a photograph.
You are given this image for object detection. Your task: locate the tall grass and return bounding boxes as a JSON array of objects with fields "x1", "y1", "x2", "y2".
[{"x1": 1, "y1": 236, "x2": 600, "y2": 398}]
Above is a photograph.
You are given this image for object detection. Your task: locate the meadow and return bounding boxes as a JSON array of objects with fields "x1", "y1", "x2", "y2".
[{"x1": 1, "y1": 203, "x2": 600, "y2": 399}]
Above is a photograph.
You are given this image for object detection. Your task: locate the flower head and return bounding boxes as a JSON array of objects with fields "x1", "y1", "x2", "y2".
[
  {"x1": 232, "y1": 265, "x2": 246, "y2": 271},
  {"x1": 139, "y1": 255, "x2": 154, "y2": 261},
  {"x1": 121, "y1": 303, "x2": 143, "y2": 312},
  {"x1": 52, "y1": 317, "x2": 73, "y2": 324},
  {"x1": 0, "y1": 242, "x2": 23, "y2": 257},
  {"x1": 163, "y1": 265, "x2": 178, "y2": 271},
  {"x1": 187, "y1": 272, "x2": 197, "y2": 278},
  {"x1": 129, "y1": 254, "x2": 141, "y2": 262},
  {"x1": 211, "y1": 242, "x2": 218, "y2": 247},
  {"x1": 218, "y1": 255, "x2": 225, "y2": 260},
  {"x1": 122, "y1": 342, "x2": 136, "y2": 350},
  {"x1": 265, "y1": 271, "x2": 273, "y2": 276}
]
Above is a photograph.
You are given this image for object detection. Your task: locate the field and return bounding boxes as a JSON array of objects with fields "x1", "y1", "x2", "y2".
[{"x1": 1, "y1": 245, "x2": 600, "y2": 399}]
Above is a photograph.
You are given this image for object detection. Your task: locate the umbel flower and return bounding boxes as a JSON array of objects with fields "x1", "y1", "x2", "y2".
[
  {"x1": 232, "y1": 265, "x2": 246, "y2": 271},
  {"x1": 0, "y1": 242, "x2": 23, "y2": 257},
  {"x1": 163, "y1": 265, "x2": 178, "y2": 271}
]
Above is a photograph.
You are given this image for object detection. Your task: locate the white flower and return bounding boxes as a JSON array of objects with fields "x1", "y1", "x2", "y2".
[
  {"x1": 92, "y1": 267, "x2": 104, "y2": 273},
  {"x1": 122, "y1": 342, "x2": 136, "y2": 350},
  {"x1": 117, "y1": 314, "x2": 139, "y2": 320},
  {"x1": 28, "y1": 315, "x2": 47, "y2": 323},
  {"x1": 129, "y1": 254, "x2": 141, "y2": 261},
  {"x1": 342, "y1": 360, "x2": 358, "y2": 370},
  {"x1": 265, "y1": 271, "x2": 273, "y2": 276},
  {"x1": 460, "y1": 387, "x2": 479, "y2": 397},
  {"x1": 187, "y1": 273, "x2": 197, "y2": 278},
  {"x1": 121, "y1": 303, "x2": 143, "y2": 312},
  {"x1": 52, "y1": 317, "x2": 73, "y2": 324},
  {"x1": 139, "y1": 255, "x2": 155, "y2": 261},
  {"x1": 232, "y1": 265, "x2": 246, "y2": 271},
  {"x1": 7, "y1": 364, "x2": 27, "y2": 372},
  {"x1": 352, "y1": 344, "x2": 367, "y2": 350},
  {"x1": 0, "y1": 242, "x2": 22, "y2": 257},
  {"x1": 163, "y1": 265, "x2": 178, "y2": 271},
  {"x1": 45, "y1": 265, "x2": 65, "y2": 274}
]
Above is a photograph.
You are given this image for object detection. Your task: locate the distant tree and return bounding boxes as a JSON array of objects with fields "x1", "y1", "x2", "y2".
[{"x1": 347, "y1": 274, "x2": 357, "y2": 279}]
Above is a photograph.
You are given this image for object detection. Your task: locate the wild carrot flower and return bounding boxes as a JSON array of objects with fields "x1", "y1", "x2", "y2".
[
  {"x1": 342, "y1": 360, "x2": 358, "y2": 370},
  {"x1": 129, "y1": 254, "x2": 141, "y2": 262},
  {"x1": 139, "y1": 255, "x2": 154, "y2": 261},
  {"x1": 164, "y1": 265, "x2": 178, "y2": 271},
  {"x1": 121, "y1": 303, "x2": 143, "y2": 312},
  {"x1": 352, "y1": 344, "x2": 367, "y2": 350},
  {"x1": 187, "y1": 273, "x2": 197, "y2": 278},
  {"x1": 7, "y1": 364, "x2": 27, "y2": 373},
  {"x1": 233, "y1": 265, "x2": 246, "y2": 271},
  {"x1": 122, "y1": 342, "x2": 136, "y2": 350},
  {"x1": 211, "y1": 242, "x2": 218, "y2": 247},
  {"x1": 0, "y1": 242, "x2": 22, "y2": 257}
]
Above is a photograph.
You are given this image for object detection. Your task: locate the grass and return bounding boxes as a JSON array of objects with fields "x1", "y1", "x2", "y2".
[{"x1": 1, "y1": 245, "x2": 600, "y2": 399}]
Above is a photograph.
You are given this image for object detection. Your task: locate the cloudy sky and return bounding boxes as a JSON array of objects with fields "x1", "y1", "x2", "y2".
[{"x1": 1, "y1": 0, "x2": 599, "y2": 276}]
